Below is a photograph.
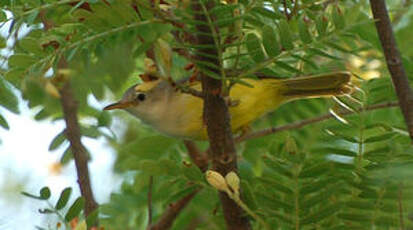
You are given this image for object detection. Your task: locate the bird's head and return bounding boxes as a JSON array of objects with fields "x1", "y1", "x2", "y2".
[{"x1": 104, "y1": 77, "x2": 171, "y2": 122}]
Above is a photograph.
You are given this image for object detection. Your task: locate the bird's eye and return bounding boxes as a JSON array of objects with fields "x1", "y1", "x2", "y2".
[{"x1": 136, "y1": 93, "x2": 146, "y2": 101}]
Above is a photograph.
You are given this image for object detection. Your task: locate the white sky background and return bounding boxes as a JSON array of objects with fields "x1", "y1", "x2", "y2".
[
  {"x1": 0, "y1": 11, "x2": 121, "y2": 230},
  {"x1": 0, "y1": 91, "x2": 121, "y2": 230}
]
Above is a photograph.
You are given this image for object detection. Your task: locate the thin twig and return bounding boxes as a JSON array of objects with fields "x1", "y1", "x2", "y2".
[
  {"x1": 149, "y1": 190, "x2": 199, "y2": 230},
  {"x1": 282, "y1": 0, "x2": 291, "y2": 20},
  {"x1": 237, "y1": 101, "x2": 399, "y2": 142},
  {"x1": 177, "y1": 86, "x2": 204, "y2": 99},
  {"x1": 369, "y1": 0, "x2": 413, "y2": 142},
  {"x1": 147, "y1": 141, "x2": 207, "y2": 230},
  {"x1": 183, "y1": 140, "x2": 209, "y2": 172},
  {"x1": 291, "y1": 0, "x2": 299, "y2": 18},
  {"x1": 40, "y1": 11, "x2": 98, "y2": 226},
  {"x1": 60, "y1": 80, "x2": 99, "y2": 222}
]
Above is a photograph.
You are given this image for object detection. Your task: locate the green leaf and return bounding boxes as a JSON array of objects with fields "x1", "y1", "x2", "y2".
[
  {"x1": 65, "y1": 197, "x2": 85, "y2": 222},
  {"x1": 55, "y1": 187, "x2": 72, "y2": 210},
  {"x1": 80, "y1": 126, "x2": 100, "y2": 138},
  {"x1": 0, "y1": 78, "x2": 19, "y2": 113},
  {"x1": 241, "y1": 181, "x2": 257, "y2": 210},
  {"x1": 258, "y1": 177, "x2": 293, "y2": 194},
  {"x1": 262, "y1": 156, "x2": 293, "y2": 178},
  {"x1": 5, "y1": 68, "x2": 25, "y2": 86},
  {"x1": 252, "y1": 7, "x2": 282, "y2": 20},
  {"x1": 245, "y1": 33, "x2": 266, "y2": 63},
  {"x1": 8, "y1": 54, "x2": 36, "y2": 68},
  {"x1": 19, "y1": 37, "x2": 43, "y2": 55},
  {"x1": 300, "y1": 162, "x2": 330, "y2": 178},
  {"x1": 138, "y1": 160, "x2": 166, "y2": 176},
  {"x1": 309, "y1": 47, "x2": 341, "y2": 60},
  {"x1": 274, "y1": 61, "x2": 302, "y2": 74},
  {"x1": 364, "y1": 132, "x2": 396, "y2": 143},
  {"x1": 345, "y1": 200, "x2": 375, "y2": 210},
  {"x1": 298, "y1": 18, "x2": 312, "y2": 44},
  {"x1": 182, "y1": 164, "x2": 204, "y2": 183},
  {"x1": 0, "y1": 36, "x2": 6, "y2": 49},
  {"x1": 300, "y1": 177, "x2": 337, "y2": 196},
  {"x1": 256, "y1": 189, "x2": 293, "y2": 210},
  {"x1": 97, "y1": 112, "x2": 112, "y2": 127},
  {"x1": 120, "y1": 135, "x2": 177, "y2": 160},
  {"x1": 278, "y1": 20, "x2": 294, "y2": 50},
  {"x1": 49, "y1": 130, "x2": 67, "y2": 151},
  {"x1": 291, "y1": 54, "x2": 319, "y2": 70},
  {"x1": 313, "y1": 147, "x2": 357, "y2": 157},
  {"x1": 337, "y1": 213, "x2": 371, "y2": 223},
  {"x1": 165, "y1": 184, "x2": 199, "y2": 204},
  {"x1": 301, "y1": 202, "x2": 342, "y2": 225},
  {"x1": 23, "y1": 186, "x2": 51, "y2": 200},
  {"x1": 325, "y1": 129, "x2": 359, "y2": 143},
  {"x1": 332, "y1": 6, "x2": 345, "y2": 30},
  {"x1": 0, "y1": 113, "x2": 9, "y2": 130},
  {"x1": 86, "y1": 208, "x2": 99, "y2": 228},
  {"x1": 315, "y1": 15, "x2": 328, "y2": 36},
  {"x1": 40, "y1": 187, "x2": 51, "y2": 199},
  {"x1": 0, "y1": 10, "x2": 6, "y2": 21},
  {"x1": 158, "y1": 159, "x2": 181, "y2": 176},
  {"x1": 262, "y1": 25, "x2": 281, "y2": 57},
  {"x1": 60, "y1": 147, "x2": 73, "y2": 165}
]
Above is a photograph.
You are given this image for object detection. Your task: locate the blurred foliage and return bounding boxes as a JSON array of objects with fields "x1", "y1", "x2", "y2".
[{"x1": 1, "y1": 0, "x2": 413, "y2": 229}]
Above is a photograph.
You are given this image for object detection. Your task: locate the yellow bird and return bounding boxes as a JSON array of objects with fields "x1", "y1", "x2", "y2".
[{"x1": 104, "y1": 72, "x2": 352, "y2": 140}]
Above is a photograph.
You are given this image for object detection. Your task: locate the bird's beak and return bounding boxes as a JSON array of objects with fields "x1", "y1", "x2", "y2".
[{"x1": 103, "y1": 101, "x2": 133, "y2": 110}]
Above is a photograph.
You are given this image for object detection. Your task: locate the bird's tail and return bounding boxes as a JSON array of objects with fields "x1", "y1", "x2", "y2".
[{"x1": 281, "y1": 72, "x2": 353, "y2": 99}]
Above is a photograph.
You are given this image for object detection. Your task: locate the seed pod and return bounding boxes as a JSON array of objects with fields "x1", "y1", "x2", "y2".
[
  {"x1": 206, "y1": 170, "x2": 229, "y2": 192},
  {"x1": 225, "y1": 171, "x2": 240, "y2": 195}
]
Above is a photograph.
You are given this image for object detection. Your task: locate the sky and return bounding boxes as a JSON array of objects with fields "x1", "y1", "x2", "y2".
[
  {"x1": 0, "y1": 10, "x2": 123, "y2": 229},
  {"x1": 0, "y1": 91, "x2": 121, "y2": 230}
]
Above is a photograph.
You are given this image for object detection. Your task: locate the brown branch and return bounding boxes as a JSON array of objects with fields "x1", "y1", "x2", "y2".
[
  {"x1": 40, "y1": 11, "x2": 98, "y2": 227},
  {"x1": 149, "y1": 190, "x2": 199, "y2": 230},
  {"x1": 282, "y1": 0, "x2": 291, "y2": 20},
  {"x1": 237, "y1": 101, "x2": 400, "y2": 142},
  {"x1": 147, "y1": 142, "x2": 207, "y2": 230},
  {"x1": 191, "y1": 0, "x2": 251, "y2": 229},
  {"x1": 60, "y1": 80, "x2": 98, "y2": 223},
  {"x1": 183, "y1": 140, "x2": 209, "y2": 172},
  {"x1": 369, "y1": 0, "x2": 413, "y2": 142}
]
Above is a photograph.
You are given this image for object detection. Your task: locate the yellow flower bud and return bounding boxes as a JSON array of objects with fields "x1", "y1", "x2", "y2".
[
  {"x1": 225, "y1": 171, "x2": 240, "y2": 194},
  {"x1": 206, "y1": 170, "x2": 229, "y2": 192}
]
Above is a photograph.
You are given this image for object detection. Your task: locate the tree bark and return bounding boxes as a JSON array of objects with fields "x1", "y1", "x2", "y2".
[
  {"x1": 191, "y1": 0, "x2": 251, "y2": 229},
  {"x1": 370, "y1": 0, "x2": 413, "y2": 142},
  {"x1": 60, "y1": 81, "x2": 98, "y2": 224}
]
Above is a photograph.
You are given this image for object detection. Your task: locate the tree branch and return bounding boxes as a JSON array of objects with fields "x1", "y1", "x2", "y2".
[
  {"x1": 149, "y1": 190, "x2": 199, "y2": 230},
  {"x1": 369, "y1": 0, "x2": 413, "y2": 142},
  {"x1": 237, "y1": 101, "x2": 400, "y2": 142},
  {"x1": 147, "y1": 141, "x2": 207, "y2": 230},
  {"x1": 60, "y1": 80, "x2": 98, "y2": 223},
  {"x1": 40, "y1": 11, "x2": 98, "y2": 227},
  {"x1": 191, "y1": 0, "x2": 251, "y2": 229},
  {"x1": 183, "y1": 140, "x2": 209, "y2": 172}
]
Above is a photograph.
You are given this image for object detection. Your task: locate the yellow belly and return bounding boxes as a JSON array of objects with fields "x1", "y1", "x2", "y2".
[{"x1": 177, "y1": 79, "x2": 284, "y2": 140}]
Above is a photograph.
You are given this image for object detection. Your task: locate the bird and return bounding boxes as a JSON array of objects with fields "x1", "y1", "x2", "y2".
[{"x1": 104, "y1": 72, "x2": 352, "y2": 140}]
